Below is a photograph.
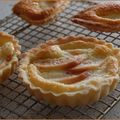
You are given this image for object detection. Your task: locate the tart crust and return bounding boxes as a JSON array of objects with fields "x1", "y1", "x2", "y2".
[
  {"x1": 12, "y1": 0, "x2": 70, "y2": 25},
  {"x1": 72, "y1": 2, "x2": 120, "y2": 32},
  {"x1": 0, "y1": 32, "x2": 21, "y2": 83},
  {"x1": 19, "y1": 35, "x2": 120, "y2": 106}
]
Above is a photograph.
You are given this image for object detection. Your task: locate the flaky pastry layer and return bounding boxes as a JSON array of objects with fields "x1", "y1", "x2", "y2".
[
  {"x1": 13, "y1": 0, "x2": 70, "y2": 25},
  {"x1": 19, "y1": 35, "x2": 120, "y2": 106},
  {"x1": 72, "y1": 2, "x2": 120, "y2": 32}
]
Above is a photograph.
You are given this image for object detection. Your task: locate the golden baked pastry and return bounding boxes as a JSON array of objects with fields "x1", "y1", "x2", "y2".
[
  {"x1": 19, "y1": 35, "x2": 120, "y2": 106},
  {"x1": 72, "y1": 2, "x2": 120, "y2": 32},
  {"x1": 0, "y1": 32, "x2": 20, "y2": 83},
  {"x1": 12, "y1": 0, "x2": 70, "y2": 25}
]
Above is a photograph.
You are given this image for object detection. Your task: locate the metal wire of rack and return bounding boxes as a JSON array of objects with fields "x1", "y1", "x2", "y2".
[{"x1": 0, "y1": 1, "x2": 120, "y2": 119}]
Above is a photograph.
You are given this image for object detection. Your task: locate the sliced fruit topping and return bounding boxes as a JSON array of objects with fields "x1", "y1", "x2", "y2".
[
  {"x1": 34, "y1": 54, "x2": 88, "y2": 72},
  {"x1": 67, "y1": 65, "x2": 98, "y2": 74},
  {"x1": 34, "y1": 58, "x2": 80, "y2": 71},
  {"x1": 57, "y1": 71, "x2": 90, "y2": 84}
]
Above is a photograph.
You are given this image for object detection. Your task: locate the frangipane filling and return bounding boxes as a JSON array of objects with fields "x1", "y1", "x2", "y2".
[
  {"x1": 102, "y1": 14, "x2": 120, "y2": 19},
  {"x1": 28, "y1": 40, "x2": 118, "y2": 85},
  {"x1": 32, "y1": 0, "x2": 56, "y2": 10},
  {"x1": 97, "y1": 12, "x2": 120, "y2": 20}
]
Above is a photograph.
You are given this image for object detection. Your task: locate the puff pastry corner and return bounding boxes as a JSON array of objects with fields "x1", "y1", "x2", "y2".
[
  {"x1": 12, "y1": 0, "x2": 70, "y2": 25},
  {"x1": 72, "y1": 2, "x2": 120, "y2": 32}
]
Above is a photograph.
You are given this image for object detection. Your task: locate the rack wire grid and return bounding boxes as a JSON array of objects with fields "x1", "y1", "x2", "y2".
[{"x1": 0, "y1": 1, "x2": 120, "y2": 119}]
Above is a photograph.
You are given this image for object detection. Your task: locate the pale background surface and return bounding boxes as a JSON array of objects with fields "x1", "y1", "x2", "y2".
[
  {"x1": 0, "y1": 0, "x2": 18, "y2": 20},
  {"x1": 0, "y1": 0, "x2": 120, "y2": 118}
]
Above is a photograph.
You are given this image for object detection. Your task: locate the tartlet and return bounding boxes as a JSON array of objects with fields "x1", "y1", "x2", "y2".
[
  {"x1": 12, "y1": 0, "x2": 70, "y2": 25},
  {"x1": 0, "y1": 32, "x2": 20, "y2": 83},
  {"x1": 19, "y1": 35, "x2": 120, "y2": 106},
  {"x1": 72, "y1": 2, "x2": 120, "y2": 32}
]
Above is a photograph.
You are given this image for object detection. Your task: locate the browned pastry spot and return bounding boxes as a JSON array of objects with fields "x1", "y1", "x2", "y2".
[
  {"x1": 72, "y1": 2, "x2": 120, "y2": 32},
  {"x1": 13, "y1": 0, "x2": 70, "y2": 25}
]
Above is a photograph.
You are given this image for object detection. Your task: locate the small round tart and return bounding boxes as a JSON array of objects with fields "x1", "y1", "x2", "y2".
[
  {"x1": 12, "y1": 0, "x2": 70, "y2": 25},
  {"x1": 72, "y1": 2, "x2": 120, "y2": 32},
  {"x1": 19, "y1": 36, "x2": 120, "y2": 106},
  {"x1": 0, "y1": 32, "x2": 20, "y2": 83}
]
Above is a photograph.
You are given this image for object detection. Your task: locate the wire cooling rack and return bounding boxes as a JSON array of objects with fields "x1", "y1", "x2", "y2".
[{"x1": 0, "y1": 1, "x2": 120, "y2": 119}]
